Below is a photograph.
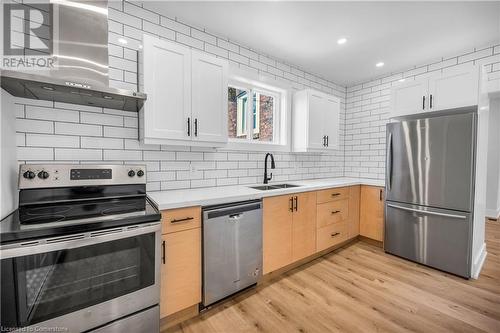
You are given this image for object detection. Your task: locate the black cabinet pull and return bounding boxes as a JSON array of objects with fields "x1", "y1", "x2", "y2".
[
  {"x1": 289, "y1": 197, "x2": 294, "y2": 212},
  {"x1": 430, "y1": 94, "x2": 433, "y2": 109},
  {"x1": 162, "y1": 240, "x2": 166, "y2": 264},
  {"x1": 379, "y1": 189, "x2": 383, "y2": 201},
  {"x1": 187, "y1": 117, "x2": 191, "y2": 136},
  {"x1": 322, "y1": 135, "x2": 326, "y2": 147},
  {"x1": 194, "y1": 118, "x2": 198, "y2": 136},
  {"x1": 331, "y1": 193, "x2": 341, "y2": 197},
  {"x1": 422, "y1": 96, "x2": 425, "y2": 110},
  {"x1": 171, "y1": 217, "x2": 194, "y2": 223},
  {"x1": 294, "y1": 196, "x2": 298, "y2": 212},
  {"x1": 331, "y1": 210, "x2": 341, "y2": 214},
  {"x1": 326, "y1": 136, "x2": 329, "y2": 147},
  {"x1": 331, "y1": 232, "x2": 340, "y2": 238}
]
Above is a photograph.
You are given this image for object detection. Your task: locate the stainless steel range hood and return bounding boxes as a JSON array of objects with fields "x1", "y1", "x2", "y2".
[{"x1": 0, "y1": 0, "x2": 146, "y2": 112}]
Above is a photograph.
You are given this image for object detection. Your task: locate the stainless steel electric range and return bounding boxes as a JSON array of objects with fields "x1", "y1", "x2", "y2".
[{"x1": 0, "y1": 164, "x2": 161, "y2": 333}]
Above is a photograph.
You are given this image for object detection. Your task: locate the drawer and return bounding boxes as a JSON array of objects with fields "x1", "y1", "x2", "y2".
[
  {"x1": 161, "y1": 206, "x2": 201, "y2": 234},
  {"x1": 316, "y1": 222, "x2": 349, "y2": 252},
  {"x1": 317, "y1": 187, "x2": 350, "y2": 204},
  {"x1": 317, "y1": 199, "x2": 349, "y2": 228}
]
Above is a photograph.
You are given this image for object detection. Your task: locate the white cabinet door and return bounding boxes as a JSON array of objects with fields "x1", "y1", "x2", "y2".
[
  {"x1": 143, "y1": 36, "x2": 191, "y2": 141},
  {"x1": 323, "y1": 95, "x2": 340, "y2": 149},
  {"x1": 390, "y1": 79, "x2": 428, "y2": 117},
  {"x1": 191, "y1": 51, "x2": 228, "y2": 143},
  {"x1": 428, "y1": 67, "x2": 479, "y2": 111},
  {"x1": 307, "y1": 91, "x2": 326, "y2": 149}
]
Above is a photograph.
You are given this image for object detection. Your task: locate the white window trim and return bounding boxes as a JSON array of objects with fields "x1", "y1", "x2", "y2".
[{"x1": 223, "y1": 66, "x2": 292, "y2": 152}]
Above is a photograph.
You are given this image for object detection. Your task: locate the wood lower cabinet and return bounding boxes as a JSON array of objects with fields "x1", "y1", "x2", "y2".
[
  {"x1": 359, "y1": 186, "x2": 384, "y2": 242},
  {"x1": 160, "y1": 207, "x2": 201, "y2": 318},
  {"x1": 291, "y1": 192, "x2": 317, "y2": 262},
  {"x1": 348, "y1": 185, "x2": 361, "y2": 238},
  {"x1": 263, "y1": 192, "x2": 316, "y2": 274}
]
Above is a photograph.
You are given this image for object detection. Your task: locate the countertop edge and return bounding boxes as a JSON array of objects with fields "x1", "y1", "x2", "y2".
[{"x1": 148, "y1": 178, "x2": 385, "y2": 211}]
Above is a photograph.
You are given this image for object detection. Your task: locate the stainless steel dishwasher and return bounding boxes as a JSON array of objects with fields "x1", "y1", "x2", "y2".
[{"x1": 202, "y1": 200, "x2": 262, "y2": 307}]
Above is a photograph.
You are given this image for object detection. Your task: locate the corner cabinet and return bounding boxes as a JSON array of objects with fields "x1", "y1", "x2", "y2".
[
  {"x1": 140, "y1": 35, "x2": 228, "y2": 146},
  {"x1": 390, "y1": 65, "x2": 479, "y2": 118},
  {"x1": 359, "y1": 186, "x2": 384, "y2": 242},
  {"x1": 292, "y1": 89, "x2": 340, "y2": 152}
]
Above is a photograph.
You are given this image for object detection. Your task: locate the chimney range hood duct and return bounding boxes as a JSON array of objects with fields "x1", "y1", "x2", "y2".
[{"x1": 0, "y1": 0, "x2": 146, "y2": 112}]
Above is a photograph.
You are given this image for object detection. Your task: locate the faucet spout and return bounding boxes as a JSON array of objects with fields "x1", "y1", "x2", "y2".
[{"x1": 264, "y1": 153, "x2": 275, "y2": 184}]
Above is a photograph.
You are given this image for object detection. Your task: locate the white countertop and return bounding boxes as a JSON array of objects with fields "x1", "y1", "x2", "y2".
[{"x1": 148, "y1": 177, "x2": 385, "y2": 210}]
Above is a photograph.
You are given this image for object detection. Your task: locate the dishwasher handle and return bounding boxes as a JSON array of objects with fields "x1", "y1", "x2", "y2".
[{"x1": 204, "y1": 201, "x2": 261, "y2": 220}]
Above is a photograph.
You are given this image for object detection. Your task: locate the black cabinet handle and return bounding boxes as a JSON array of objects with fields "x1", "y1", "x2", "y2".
[
  {"x1": 422, "y1": 96, "x2": 425, "y2": 110},
  {"x1": 187, "y1": 117, "x2": 191, "y2": 136},
  {"x1": 331, "y1": 210, "x2": 341, "y2": 214},
  {"x1": 430, "y1": 94, "x2": 433, "y2": 109},
  {"x1": 289, "y1": 197, "x2": 294, "y2": 212},
  {"x1": 294, "y1": 196, "x2": 298, "y2": 212},
  {"x1": 331, "y1": 193, "x2": 341, "y2": 197},
  {"x1": 171, "y1": 217, "x2": 194, "y2": 223},
  {"x1": 194, "y1": 118, "x2": 198, "y2": 137},
  {"x1": 379, "y1": 189, "x2": 383, "y2": 201},
  {"x1": 162, "y1": 240, "x2": 166, "y2": 264},
  {"x1": 326, "y1": 136, "x2": 329, "y2": 147},
  {"x1": 322, "y1": 135, "x2": 326, "y2": 147},
  {"x1": 331, "y1": 232, "x2": 340, "y2": 238}
]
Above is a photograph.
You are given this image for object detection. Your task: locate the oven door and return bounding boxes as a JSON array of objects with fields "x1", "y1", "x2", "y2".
[{"x1": 1, "y1": 223, "x2": 161, "y2": 332}]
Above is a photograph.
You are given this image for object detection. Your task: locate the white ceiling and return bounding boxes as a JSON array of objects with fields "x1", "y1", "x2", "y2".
[{"x1": 146, "y1": 1, "x2": 500, "y2": 86}]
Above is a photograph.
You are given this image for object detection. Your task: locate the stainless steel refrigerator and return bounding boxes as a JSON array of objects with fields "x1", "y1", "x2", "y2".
[{"x1": 384, "y1": 108, "x2": 476, "y2": 278}]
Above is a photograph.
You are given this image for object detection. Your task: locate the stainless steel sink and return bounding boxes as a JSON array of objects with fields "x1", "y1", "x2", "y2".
[{"x1": 249, "y1": 184, "x2": 301, "y2": 191}]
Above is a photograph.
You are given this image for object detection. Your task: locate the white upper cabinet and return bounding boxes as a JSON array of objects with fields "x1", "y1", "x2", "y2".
[
  {"x1": 140, "y1": 35, "x2": 228, "y2": 146},
  {"x1": 292, "y1": 89, "x2": 340, "y2": 152},
  {"x1": 390, "y1": 79, "x2": 429, "y2": 117},
  {"x1": 428, "y1": 67, "x2": 479, "y2": 111},
  {"x1": 191, "y1": 51, "x2": 228, "y2": 143},
  {"x1": 389, "y1": 66, "x2": 479, "y2": 118}
]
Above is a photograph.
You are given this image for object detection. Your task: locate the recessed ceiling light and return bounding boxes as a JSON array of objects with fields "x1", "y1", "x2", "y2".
[
  {"x1": 376, "y1": 62, "x2": 384, "y2": 67},
  {"x1": 118, "y1": 38, "x2": 128, "y2": 45},
  {"x1": 337, "y1": 38, "x2": 347, "y2": 45}
]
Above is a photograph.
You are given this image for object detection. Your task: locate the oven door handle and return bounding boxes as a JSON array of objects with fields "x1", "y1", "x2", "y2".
[{"x1": 0, "y1": 222, "x2": 161, "y2": 259}]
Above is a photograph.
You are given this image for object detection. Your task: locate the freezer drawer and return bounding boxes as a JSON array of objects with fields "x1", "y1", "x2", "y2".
[
  {"x1": 385, "y1": 111, "x2": 476, "y2": 211},
  {"x1": 203, "y1": 201, "x2": 262, "y2": 306},
  {"x1": 384, "y1": 202, "x2": 471, "y2": 278}
]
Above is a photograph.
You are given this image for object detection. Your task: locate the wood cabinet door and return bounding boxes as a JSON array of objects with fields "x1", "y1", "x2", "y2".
[
  {"x1": 263, "y1": 195, "x2": 293, "y2": 274},
  {"x1": 292, "y1": 192, "x2": 317, "y2": 261},
  {"x1": 359, "y1": 186, "x2": 384, "y2": 241},
  {"x1": 390, "y1": 78, "x2": 428, "y2": 118},
  {"x1": 428, "y1": 66, "x2": 479, "y2": 111},
  {"x1": 307, "y1": 91, "x2": 326, "y2": 150},
  {"x1": 142, "y1": 35, "x2": 191, "y2": 141},
  {"x1": 191, "y1": 50, "x2": 228, "y2": 143},
  {"x1": 323, "y1": 95, "x2": 340, "y2": 150},
  {"x1": 160, "y1": 228, "x2": 201, "y2": 318},
  {"x1": 348, "y1": 185, "x2": 361, "y2": 238}
]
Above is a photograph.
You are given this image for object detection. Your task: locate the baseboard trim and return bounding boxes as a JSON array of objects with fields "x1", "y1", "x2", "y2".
[
  {"x1": 471, "y1": 243, "x2": 487, "y2": 279},
  {"x1": 485, "y1": 208, "x2": 500, "y2": 220}
]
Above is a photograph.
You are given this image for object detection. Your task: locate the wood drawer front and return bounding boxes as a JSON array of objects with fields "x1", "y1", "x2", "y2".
[
  {"x1": 316, "y1": 222, "x2": 348, "y2": 252},
  {"x1": 317, "y1": 199, "x2": 349, "y2": 228},
  {"x1": 162, "y1": 206, "x2": 201, "y2": 234},
  {"x1": 317, "y1": 187, "x2": 350, "y2": 204}
]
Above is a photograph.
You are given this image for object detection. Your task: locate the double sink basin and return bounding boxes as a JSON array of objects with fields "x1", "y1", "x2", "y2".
[{"x1": 249, "y1": 184, "x2": 301, "y2": 191}]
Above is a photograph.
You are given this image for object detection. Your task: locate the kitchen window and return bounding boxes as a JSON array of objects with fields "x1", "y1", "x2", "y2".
[{"x1": 227, "y1": 73, "x2": 289, "y2": 151}]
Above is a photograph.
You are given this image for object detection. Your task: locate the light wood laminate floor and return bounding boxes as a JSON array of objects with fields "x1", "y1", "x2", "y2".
[{"x1": 165, "y1": 220, "x2": 500, "y2": 333}]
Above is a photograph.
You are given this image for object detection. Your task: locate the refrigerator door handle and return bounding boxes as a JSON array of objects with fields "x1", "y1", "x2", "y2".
[
  {"x1": 386, "y1": 132, "x2": 393, "y2": 191},
  {"x1": 386, "y1": 204, "x2": 467, "y2": 219}
]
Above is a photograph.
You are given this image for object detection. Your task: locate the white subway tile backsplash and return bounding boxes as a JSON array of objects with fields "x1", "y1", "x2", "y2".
[
  {"x1": 104, "y1": 149, "x2": 143, "y2": 160},
  {"x1": 26, "y1": 106, "x2": 79, "y2": 123},
  {"x1": 17, "y1": 119, "x2": 54, "y2": 134},
  {"x1": 160, "y1": 17, "x2": 190, "y2": 35},
  {"x1": 55, "y1": 122, "x2": 102, "y2": 137},
  {"x1": 26, "y1": 134, "x2": 80, "y2": 148},
  {"x1": 55, "y1": 149, "x2": 102, "y2": 161},
  {"x1": 81, "y1": 137, "x2": 124, "y2": 149},
  {"x1": 81, "y1": 112, "x2": 123, "y2": 126}
]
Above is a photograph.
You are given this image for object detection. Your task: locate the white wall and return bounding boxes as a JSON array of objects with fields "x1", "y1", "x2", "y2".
[
  {"x1": 13, "y1": 0, "x2": 346, "y2": 192},
  {"x1": 486, "y1": 98, "x2": 500, "y2": 219}
]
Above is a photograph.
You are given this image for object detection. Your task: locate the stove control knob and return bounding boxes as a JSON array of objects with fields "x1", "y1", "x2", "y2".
[
  {"x1": 137, "y1": 170, "x2": 144, "y2": 177},
  {"x1": 128, "y1": 170, "x2": 136, "y2": 177},
  {"x1": 23, "y1": 171, "x2": 36, "y2": 179},
  {"x1": 38, "y1": 171, "x2": 49, "y2": 179}
]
